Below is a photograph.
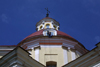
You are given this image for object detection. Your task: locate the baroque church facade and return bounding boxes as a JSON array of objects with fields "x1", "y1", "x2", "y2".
[{"x1": 0, "y1": 13, "x2": 100, "y2": 67}]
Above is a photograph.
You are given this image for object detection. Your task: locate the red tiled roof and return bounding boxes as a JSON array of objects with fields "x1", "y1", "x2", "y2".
[
  {"x1": 57, "y1": 30, "x2": 74, "y2": 39},
  {"x1": 23, "y1": 29, "x2": 44, "y2": 41}
]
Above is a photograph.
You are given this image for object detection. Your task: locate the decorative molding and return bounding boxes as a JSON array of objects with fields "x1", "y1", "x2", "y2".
[
  {"x1": 39, "y1": 43, "x2": 62, "y2": 45},
  {"x1": 76, "y1": 51, "x2": 82, "y2": 56},
  {"x1": 0, "y1": 49, "x2": 14, "y2": 50},
  {"x1": 45, "y1": 54, "x2": 58, "y2": 55},
  {"x1": 27, "y1": 43, "x2": 39, "y2": 50},
  {"x1": 23, "y1": 38, "x2": 40, "y2": 46},
  {"x1": 40, "y1": 45, "x2": 62, "y2": 48},
  {"x1": 63, "y1": 43, "x2": 75, "y2": 49},
  {"x1": 61, "y1": 38, "x2": 78, "y2": 45}
]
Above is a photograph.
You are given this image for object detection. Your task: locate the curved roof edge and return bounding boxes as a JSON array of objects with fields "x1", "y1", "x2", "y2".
[
  {"x1": 36, "y1": 17, "x2": 60, "y2": 26},
  {"x1": 20, "y1": 29, "x2": 75, "y2": 43},
  {"x1": 17, "y1": 30, "x2": 87, "y2": 50}
]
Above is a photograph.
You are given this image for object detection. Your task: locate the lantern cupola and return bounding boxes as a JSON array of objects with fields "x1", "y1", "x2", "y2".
[{"x1": 36, "y1": 17, "x2": 60, "y2": 31}]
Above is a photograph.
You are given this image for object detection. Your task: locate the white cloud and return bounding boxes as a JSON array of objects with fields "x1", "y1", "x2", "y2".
[
  {"x1": 1, "y1": 14, "x2": 8, "y2": 23},
  {"x1": 95, "y1": 36, "x2": 100, "y2": 42}
]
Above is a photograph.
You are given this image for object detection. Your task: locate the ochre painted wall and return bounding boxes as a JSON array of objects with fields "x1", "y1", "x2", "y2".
[
  {"x1": 39, "y1": 47, "x2": 64, "y2": 67},
  {"x1": 29, "y1": 46, "x2": 80, "y2": 67},
  {"x1": 30, "y1": 49, "x2": 35, "y2": 58}
]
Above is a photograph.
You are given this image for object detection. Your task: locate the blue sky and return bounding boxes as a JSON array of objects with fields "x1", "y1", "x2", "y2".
[{"x1": 0, "y1": 0, "x2": 100, "y2": 50}]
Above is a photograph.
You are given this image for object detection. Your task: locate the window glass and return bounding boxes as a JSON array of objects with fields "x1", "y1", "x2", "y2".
[
  {"x1": 46, "y1": 31, "x2": 53, "y2": 36},
  {"x1": 46, "y1": 24, "x2": 50, "y2": 28}
]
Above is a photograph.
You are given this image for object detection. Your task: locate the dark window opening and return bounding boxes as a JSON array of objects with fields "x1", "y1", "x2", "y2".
[
  {"x1": 53, "y1": 25, "x2": 56, "y2": 29},
  {"x1": 40, "y1": 26, "x2": 42, "y2": 29},
  {"x1": 46, "y1": 61, "x2": 57, "y2": 67}
]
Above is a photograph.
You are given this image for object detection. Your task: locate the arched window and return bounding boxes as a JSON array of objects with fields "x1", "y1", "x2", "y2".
[
  {"x1": 46, "y1": 61, "x2": 57, "y2": 67},
  {"x1": 40, "y1": 26, "x2": 42, "y2": 30},
  {"x1": 46, "y1": 24, "x2": 50, "y2": 28},
  {"x1": 53, "y1": 25, "x2": 56, "y2": 29}
]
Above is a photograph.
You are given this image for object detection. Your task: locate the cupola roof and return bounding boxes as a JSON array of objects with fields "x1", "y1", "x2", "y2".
[{"x1": 36, "y1": 17, "x2": 60, "y2": 27}]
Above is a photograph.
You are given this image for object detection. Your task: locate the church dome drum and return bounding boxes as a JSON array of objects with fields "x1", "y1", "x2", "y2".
[{"x1": 17, "y1": 16, "x2": 88, "y2": 67}]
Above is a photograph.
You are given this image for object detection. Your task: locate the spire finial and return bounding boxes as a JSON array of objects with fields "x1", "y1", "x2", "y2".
[{"x1": 45, "y1": 8, "x2": 50, "y2": 17}]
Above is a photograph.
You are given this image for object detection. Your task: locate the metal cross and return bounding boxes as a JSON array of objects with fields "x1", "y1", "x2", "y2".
[{"x1": 45, "y1": 8, "x2": 50, "y2": 17}]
